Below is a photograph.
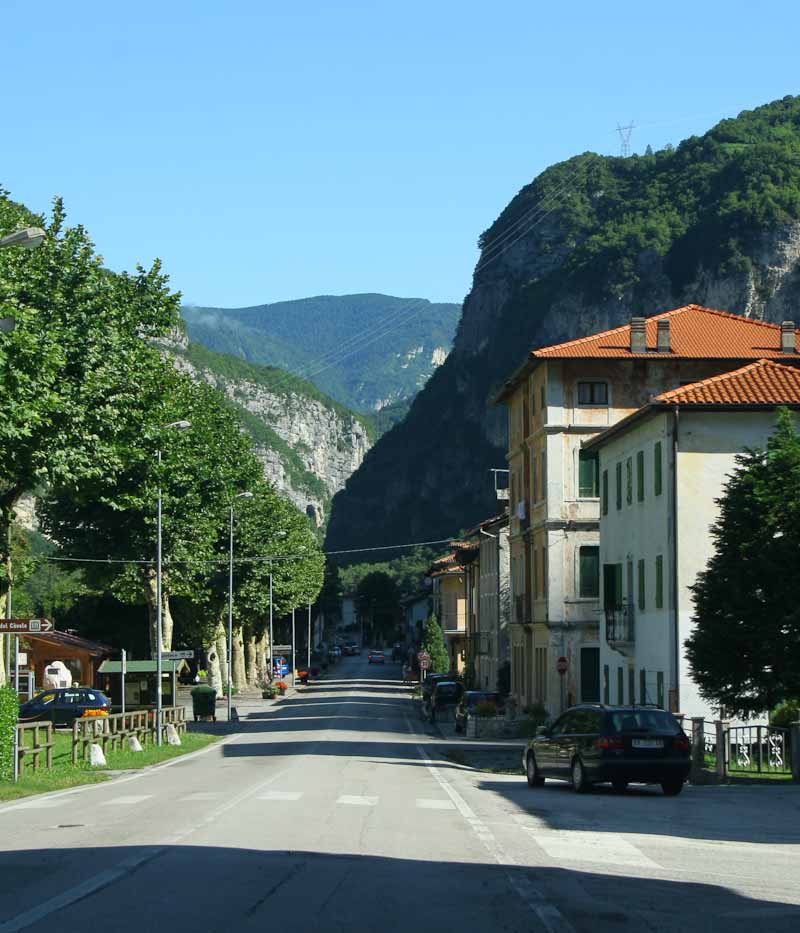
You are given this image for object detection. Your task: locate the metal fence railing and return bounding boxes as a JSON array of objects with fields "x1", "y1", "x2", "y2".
[{"x1": 725, "y1": 725, "x2": 791, "y2": 776}]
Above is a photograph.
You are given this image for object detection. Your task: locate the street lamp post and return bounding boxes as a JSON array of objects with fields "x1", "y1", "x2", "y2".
[
  {"x1": 228, "y1": 491, "x2": 253, "y2": 721},
  {"x1": 156, "y1": 419, "x2": 191, "y2": 747},
  {"x1": 267, "y1": 532, "x2": 287, "y2": 681}
]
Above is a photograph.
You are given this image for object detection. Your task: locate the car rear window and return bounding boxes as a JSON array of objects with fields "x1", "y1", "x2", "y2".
[{"x1": 607, "y1": 710, "x2": 682, "y2": 735}]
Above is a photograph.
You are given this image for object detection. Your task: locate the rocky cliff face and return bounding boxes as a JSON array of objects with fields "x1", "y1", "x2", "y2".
[
  {"x1": 326, "y1": 98, "x2": 800, "y2": 553},
  {"x1": 165, "y1": 332, "x2": 371, "y2": 526}
]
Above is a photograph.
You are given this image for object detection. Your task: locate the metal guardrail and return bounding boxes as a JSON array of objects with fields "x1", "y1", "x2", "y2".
[{"x1": 16, "y1": 722, "x2": 54, "y2": 775}]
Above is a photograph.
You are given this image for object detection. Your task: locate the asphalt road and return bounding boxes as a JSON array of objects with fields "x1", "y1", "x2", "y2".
[{"x1": 1, "y1": 657, "x2": 799, "y2": 932}]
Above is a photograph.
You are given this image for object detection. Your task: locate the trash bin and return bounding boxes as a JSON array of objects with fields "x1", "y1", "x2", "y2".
[{"x1": 190, "y1": 685, "x2": 217, "y2": 722}]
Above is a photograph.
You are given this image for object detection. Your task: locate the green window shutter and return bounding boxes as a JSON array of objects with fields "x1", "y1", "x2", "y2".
[
  {"x1": 640, "y1": 669, "x2": 647, "y2": 704},
  {"x1": 626, "y1": 457, "x2": 633, "y2": 505},
  {"x1": 579, "y1": 547, "x2": 599, "y2": 598},
  {"x1": 615, "y1": 463, "x2": 622, "y2": 510},
  {"x1": 654, "y1": 441, "x2": 663, "y2": 496},
  {"x1": 603, "y1": 665, "x2": 610, "y2": 704},
  {"x1": 636, "y1": 450, "x2": 644, "y2": 502},
  {"x1": 617, "y1": 667, "x2": 624, "y2": 704},
  {"x1": 579, "y1": 450, "x2": 599, "y2": 497},
  {"x1": 602, "y1": 469, "x2": 609, "y2": 515},
  {"x1": 655, "y1": 555, "x2": 664, "y2": 609},
  {"x1": 637, "y1": 559, "x2": 645, "y2": 611},
  {"x1": 628, "y1": 667, "x2": 635, "y2": 704},
  {"x1": 657, "y1": 672, "x2": 664, "y2": 709}
]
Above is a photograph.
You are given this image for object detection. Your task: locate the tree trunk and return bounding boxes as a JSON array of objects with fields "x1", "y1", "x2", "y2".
[
  {"x1": 0, "y1": 634, "x2": 6, "y2": 687},
  {"x1": 232, "y1": 624, "x2": 247, "y2": 692},
  {"x1": 256, "y1": 631, "x2": 268, "y2": 684},
  {"x1": 205, "y1": 623, "x2": 223, "y2": 695},
  {"x1": 216, "y1": 622, "x2": 228, "y2": 690},
  {"x1": 143, "y1": 570, "x2": 177, "y2": 657},
  {"x1": 245, "y1": 632, "x2": 258, "y2": 687}
]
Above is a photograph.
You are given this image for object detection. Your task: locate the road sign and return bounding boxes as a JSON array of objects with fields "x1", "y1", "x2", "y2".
[
  {"x1": 419, "y1": 658, "x2": 431, "y2": 671},
  {"x1": 417, "y1": 650, "x2": 430, "y2": 662},
  {"x1": 160, "y1": 650, "x2": 194, "y2": 660},
  {"x1": 0, "y1": 618, "x2": 53, "y2": 634},
  {"x1": 556, "y1": 656, "x2": 568, "y2": 675},
  {"x1": 272, "y1": 645, "x2": 292, "y2": 652}
]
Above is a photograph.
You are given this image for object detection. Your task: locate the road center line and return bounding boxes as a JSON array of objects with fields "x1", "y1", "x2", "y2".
[{"x1": 406, "y1": 718, "x2": 573, "y2": 933}]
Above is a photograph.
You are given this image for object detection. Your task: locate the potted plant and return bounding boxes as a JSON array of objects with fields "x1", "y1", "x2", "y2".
[
  {"x1": 259, "y1": 680, "x2": 278, "y2": 699},
  {"x1": 277, "y1": 680, "x2": 289, "y2": 696}
]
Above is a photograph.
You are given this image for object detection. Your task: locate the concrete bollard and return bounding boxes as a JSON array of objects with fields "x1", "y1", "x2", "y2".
[
  {"x1": 791, "y1": 721, "x2": 800, "y2": 783},
  {"x1": 165, "y1": 723, "x2": 181, "y2": 746},
  {"x1": 89, "y1": 743, "x2": 107, "y2": 768},
  {"x1": 128, "y1": 736, "x2": 143, "y2": 753}
]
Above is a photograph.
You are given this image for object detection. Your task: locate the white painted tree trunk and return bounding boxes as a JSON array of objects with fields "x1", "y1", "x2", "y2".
[
  {"x1": 206, "y1": 621, "x2": 224, "y2": 695},
  {"x1": 232, "y1": 625, "x2": 247, "y2": 692},
  {"x1": 216, "y1": 622, "x2": 228, "y2": 690},
  {"x1": 144, "y1": 571, "x2": 177, "y2": 656}
]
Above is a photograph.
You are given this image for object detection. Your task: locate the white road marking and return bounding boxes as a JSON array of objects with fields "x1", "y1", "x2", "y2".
[
  {"x1": 100, "y1": 795, "x2": 153, "y2": 806},
  {"x1": 405, "y1": 717, "x2": 573, "y2": 933},
  {"x1": 530, "y1": 829, "x2": 660, "y2": 869},
  {"x1": 416, "y1": 798, "x2": 456, "y2": 810},
  {"x1": 256, "y1": 791, "x2": 303, "y2": 801},
  {"x1": 179, "y1": 792, "x2": 224, "y2": 802},
  {"x1": 3, "y1": 799, "x2": 63, "y2": 811},
  {"x1": 337, "y1": 795, "x2": 378, "y2": 806}
]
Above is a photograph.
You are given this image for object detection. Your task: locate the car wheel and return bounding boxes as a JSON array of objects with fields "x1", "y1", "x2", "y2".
[
  {"x1": 526, "y1": 752, "x2": 545, "y2": 787},
  {"x1": 661, "y1": 780, "x2": 684, "y2": 796},
  {"x1": 611, "y1": 780, "x2": 628, "y2": 794},
  {"x1": 571, "y1": 757, "x2": 591, "y2": 793}
]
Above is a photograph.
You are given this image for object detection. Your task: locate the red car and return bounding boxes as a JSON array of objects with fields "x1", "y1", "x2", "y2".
[{"x1": 368, "y1": 650, "x2": 385, "y2": 664}]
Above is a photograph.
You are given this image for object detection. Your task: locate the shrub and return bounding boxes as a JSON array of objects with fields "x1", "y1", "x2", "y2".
[
  {"x1": 770, "y1": 699, "x2": 800, "y2": 729},
  {"x1": 473, "y1": 701, "x2": 498, "y2": 718},
  {"x1": 0, "y1": 685, "x2": 19, "y2": 781},
  {"x1": 522, "y1": 702, "x2": 549, "y2": 727}
]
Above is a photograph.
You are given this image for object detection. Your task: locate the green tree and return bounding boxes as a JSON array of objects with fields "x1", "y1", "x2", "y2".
[
  {"x1": 686, "y1": 408, "x2": 800, "y2": 716},
  {"x1": 356, "y1": 571, "x2": 401, "y2": 645},
  {"x1": 421, "y1": 614, "x2": 449, "y2": 675}
]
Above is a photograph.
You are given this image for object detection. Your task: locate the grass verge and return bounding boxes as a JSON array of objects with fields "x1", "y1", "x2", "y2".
[{"x1": 0, "y1": 730, "x2": 220, "y2": 802}]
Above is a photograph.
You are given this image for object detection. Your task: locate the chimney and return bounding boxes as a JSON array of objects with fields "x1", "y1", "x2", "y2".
[
  {"x1": 781, "y1": 321, "x2": 796, "y2": 354},
  {"x1": 656, "y1": 319, "x2": 671, "y2": 353},
  {"x1": 630, "y1": 317, "x2": 647, "y2": 354}
]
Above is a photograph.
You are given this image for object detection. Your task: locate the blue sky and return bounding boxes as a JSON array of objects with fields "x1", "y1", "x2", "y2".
[{"x1": 3, "y1": 1, "x2": 799, "y2": 307}]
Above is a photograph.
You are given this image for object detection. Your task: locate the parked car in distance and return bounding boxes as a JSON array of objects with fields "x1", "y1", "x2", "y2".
[
  {"x1": 424, "y1": 681, "x2": 464, "y2": 722},
  {"x1": 368, "y1": 650, "x2": 385, "y2": 664},
  {"x1": 454, "y1": 691, "x2": 506, "y2": 733},
  {"x1": 19, "y1": 688, "x2": 111, "y2": 727},
  {"x1": 523, "y1": 705, "x2": 691, "y2": 795},
  {"x1": 421, "y1": 672, "x2": 458, "y2": 700},
  {"x1": 342, "y1": 643, "x2": 361, "y2": 656}
]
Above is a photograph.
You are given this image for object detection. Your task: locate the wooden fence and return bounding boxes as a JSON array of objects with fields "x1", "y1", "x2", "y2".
[
  {"x1": 72, "y1": 706, "x2": 186, "y2": 764},
  {"x1": 16, "y1": 722, "x2": 54, "y2": 776}
]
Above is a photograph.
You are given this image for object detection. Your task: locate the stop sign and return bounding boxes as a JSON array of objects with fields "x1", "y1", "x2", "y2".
[{"x1": 556, "y1": 656, "x2": 568, "y2": 675}]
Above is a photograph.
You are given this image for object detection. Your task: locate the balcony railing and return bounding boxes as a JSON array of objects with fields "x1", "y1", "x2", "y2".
[{"x1": 605, "y1": 604, "x2": 634, "y2": 655}]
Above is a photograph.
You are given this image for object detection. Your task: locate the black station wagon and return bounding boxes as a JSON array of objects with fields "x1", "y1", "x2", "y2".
[
  {"x1": 19, "y1": 687, "x2": 111, "y2": 727},
  {"x1": 523, "y1": 704, "x2": 691, "y2": 795}
]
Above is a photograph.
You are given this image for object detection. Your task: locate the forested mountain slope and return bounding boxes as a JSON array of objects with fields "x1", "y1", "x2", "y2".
[
  {"x1": 182, "y1": 293, "x2": 460, "y2": 412},
  {"x1": 326, "y1": 95, "x2": 800, "y2": 553}
]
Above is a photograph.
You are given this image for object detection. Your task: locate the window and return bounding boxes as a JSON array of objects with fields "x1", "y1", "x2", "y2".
[
  {"x1": 617, "y1": 667, "x2": 624, "y2": 704},
  {"x1": 626, "y1": 457, "x2": 633, "y2": 505},
  {"x1": 602, "y1": 469, "x2": 609, "y2": 515},
  {"x1": 657, "y1": 671, "x2": 665, "y2": 709},
  {"x1": 655, "y1": 555, "x2": 664, "y2": 609},
  {"x1": 531, "y1": 456, "x2": 538, "y2": 503},
  {"x1": 615, "y1": 462, "x2": 622, "y2": 510},
  {"x1": 577, "y1": 381, "x2": 608, "y2": 405},
  {"x1": 628, "y1": 667, "x2": 635, "y2": 704},
  {"x1": 580, "y1": 647, "x2": 601, "y2": 702},
  {"x1": 654, "y1": 441, "x2": 663, "y2": 496},
  {"x1": 543, "y1": 546, "x2": 548, "y2": 597},
  {"x1": 603, "y1": 665, "x2": 610, "y2": 704},
  {"x1": 636, "y1": 450, "x2": 644, "y2": 502},
  {"x1": 578, "y1": 450, "x2": 599, "y2": 497},
  {"x1": 535, "y1": 647, "x2": 547, "y2": 703},
  {"x1": 603, "y1": 563, "x2": 623, "y2": 609},
  {"x1": 532, "y1": 545, "x2": 538, "y2": 596},
  {"x1": 638, "y1": 559, "x2": 646, "y2": 611},
  {"x1": 579, "y1": 546, "x2": 600, "y2": 598},
  {"x1": 540, "y1": 450, "x2": 546, "y2": 500},
  {"x1": 540, "y1": 384, "x2": 546, "y2": 410},
  {"x1": 640, "y1": 669, "x2": 647, "y2": 704}
]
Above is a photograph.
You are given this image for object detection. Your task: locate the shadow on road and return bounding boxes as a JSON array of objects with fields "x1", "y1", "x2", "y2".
[{"x1": 0, "y1": 845, "x2": 797, "y2": 933}]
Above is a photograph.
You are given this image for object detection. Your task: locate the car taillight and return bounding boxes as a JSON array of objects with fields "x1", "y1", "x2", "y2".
[
  {"x1": 595, "y1": 736, "x2": 625, "y2": 750},
  {"x1": 673, "y1": 736, "x2": 690, "y2": 751}
]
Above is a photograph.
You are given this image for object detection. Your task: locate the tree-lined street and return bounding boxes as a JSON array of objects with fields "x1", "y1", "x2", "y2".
[{"x1": 1, "y1": 658, "x2": 798, "y2": 932}]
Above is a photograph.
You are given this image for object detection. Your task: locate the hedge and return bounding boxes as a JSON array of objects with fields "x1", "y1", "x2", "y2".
[{"x1": 0, "y1": 685, "x2": 19, "y2": 781}]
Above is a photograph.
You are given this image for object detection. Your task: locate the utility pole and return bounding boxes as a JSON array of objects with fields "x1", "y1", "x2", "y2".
[{"x1": 616, "y1": 122, "x2": 636, "y2": 157}]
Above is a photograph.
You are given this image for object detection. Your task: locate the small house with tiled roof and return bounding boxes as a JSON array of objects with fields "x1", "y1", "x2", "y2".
[
  {"x1": 582, "y1": 359, "x2": 800, "y2": 721},
  {"x1": 425, "y1": 549, "x2": 469, "y2": 673},
  {"x1": 493, "y1": 305, "x2": 799, "y2": 718}
]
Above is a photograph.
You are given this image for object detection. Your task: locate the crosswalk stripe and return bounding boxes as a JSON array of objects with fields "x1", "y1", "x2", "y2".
[
  {"x1": 529, "y1": 829, "x2": 660, "y2": 869},
  {"x1": 179, "y1": 792, "x2": 224, "y2": 802},
  {"x1": 416, "y1": 798, "x2": 456, "y2": 810},
  {"x1": 6, "y1": 799, "x2": 62, "y2": 810},
  {"x1": 256, "y1": 791, "x2": 303, "y2": 801},
  {"x1": 337, "y1": 795, "x2": 378, "y2": 806},
  {"x1": 100, "y1": 795, "x2": 153, "y2": 806}
]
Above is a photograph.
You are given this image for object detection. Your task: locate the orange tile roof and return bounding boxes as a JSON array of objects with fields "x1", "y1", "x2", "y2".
[
  {"x1": 654, "y1": 359, "x2": 800, "y2": 405},
  {"x1": 425, "y1": 552, "x2": 465, "y2": 577},
  {"x1": 533, "y1": 305, "x2": 799, "y2": 360}
]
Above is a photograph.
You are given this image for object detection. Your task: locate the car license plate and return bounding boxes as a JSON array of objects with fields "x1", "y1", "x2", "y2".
[{"x1": 632, "y1": 739, "x2": 663, "y2": 749}]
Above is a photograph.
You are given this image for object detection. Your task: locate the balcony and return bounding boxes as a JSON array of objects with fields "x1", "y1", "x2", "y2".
[{"x1": 605, "y1": 604, "x2": 634, "y2": 656}]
